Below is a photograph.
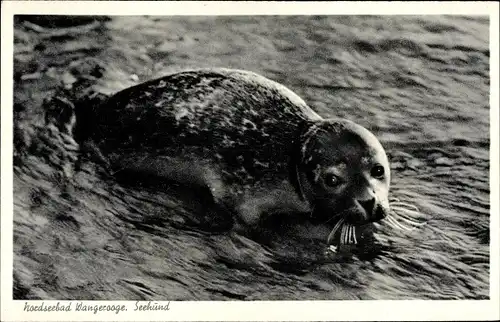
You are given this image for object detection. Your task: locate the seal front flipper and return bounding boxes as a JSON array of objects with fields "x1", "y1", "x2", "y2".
[
  {"x1": 232, "y1": 186, "x2": 312, "y2": 244},
  {"x1": 170, "y1": 185, "x2": 235, "y2": 234},
  {"x1": 109, "y1": 153, "x2": 235, "y2": 233}
]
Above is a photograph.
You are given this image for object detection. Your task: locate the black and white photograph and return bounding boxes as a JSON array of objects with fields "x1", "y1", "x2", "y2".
[{"x1": 1, "y1": 1, "x2": 499, "y2": 321}]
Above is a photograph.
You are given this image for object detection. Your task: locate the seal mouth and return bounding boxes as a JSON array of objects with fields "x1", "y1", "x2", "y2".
[
  {"x1": 324, "y1": 206, "x2": 382, "y2": 248},
  {"x1": 326, "y1": 198, "x2": 428, "y2": 253}
]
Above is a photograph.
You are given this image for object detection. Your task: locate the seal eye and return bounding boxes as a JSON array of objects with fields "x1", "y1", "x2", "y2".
[
  {"x1": 324, "y1": 173, "x2": 341, "y2": 187},
  {"x1": 371, "y1": 165, "x2": 385, "y2": 178}
]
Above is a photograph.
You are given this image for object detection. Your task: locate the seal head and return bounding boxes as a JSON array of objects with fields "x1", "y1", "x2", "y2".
[{"x1": 295, "y1": 119, "x2": 391, "y2": 226}]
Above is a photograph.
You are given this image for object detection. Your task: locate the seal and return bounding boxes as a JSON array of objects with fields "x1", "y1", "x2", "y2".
[{"x1": 78, "y1": 68, "x2": 391, "y2": 246}]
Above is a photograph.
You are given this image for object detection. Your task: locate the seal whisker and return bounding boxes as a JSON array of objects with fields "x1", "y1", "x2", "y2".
[
  {"x1": 333, "y1": 218, "x2": 344, "y2": 234},
  {"x1": 347, "y1": 225, "x2": 354, "y2": 244},
  {"x1": 344, "y1": 224, "x2": 351, "y2": 245},
  {"x1": 323, "y1": 214, "x2": 340, "y2": 225},
  {"x1": 390, "y1": 203, "x2": 420, "y2": 212},
  {"x1": 352, "y1": 225, "x2": 357, "y2": 244},
  {"x1": 391, "y1": 207, "x2": 427, "y2": 224},
  {"x1": 341, "y1": 224, "x2": 348, "y2": 245},
  {"x1": 390, "y1": 202, "x2": 420, "y2": 212},
  {"x1": 386, "y1": 215, "x2": 414, "y2": 231},
  {"x1": 384, "y1": 217, "x2": 400, "y2": 230},
  {"x1": 391, "y1": 206, "x2": 417, "y2": 215},
  {"x1": 346, "y1": 225, "x2": 352, "y2": 244},
  {"x1": 396, "y1": 215, "x2": 427, "y2": 227},
  {"x1": 326, "y1": 218, "x2": 344, "y2": 245},
  {"x1": 391, "y1": 209, "x2": 427, "y2": 227},
  {"x1": 391, "y1": 207, "x2": 422, "y2": 218},
  {"x1": 385, "y1": 215, "x2": 405, "y2": 230}
]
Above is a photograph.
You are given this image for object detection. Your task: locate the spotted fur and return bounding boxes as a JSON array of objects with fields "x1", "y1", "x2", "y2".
[{"x1": 84, "y1": 68, "x2": 390, "y2": 230}]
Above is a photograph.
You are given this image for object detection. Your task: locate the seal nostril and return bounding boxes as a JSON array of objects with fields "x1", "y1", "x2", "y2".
[{"x1": 359, "y1": 198, "x2": 375, "y2": 214}]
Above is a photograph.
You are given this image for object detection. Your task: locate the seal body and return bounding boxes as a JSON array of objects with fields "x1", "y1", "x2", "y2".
[{"x1": 83, "y1": 68, "x2": 391, "y2": 236}]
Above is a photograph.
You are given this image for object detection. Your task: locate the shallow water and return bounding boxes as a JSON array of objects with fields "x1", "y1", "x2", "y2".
[{"x1": 13, "y1": 15, "x2": 489, "y2": 300}]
